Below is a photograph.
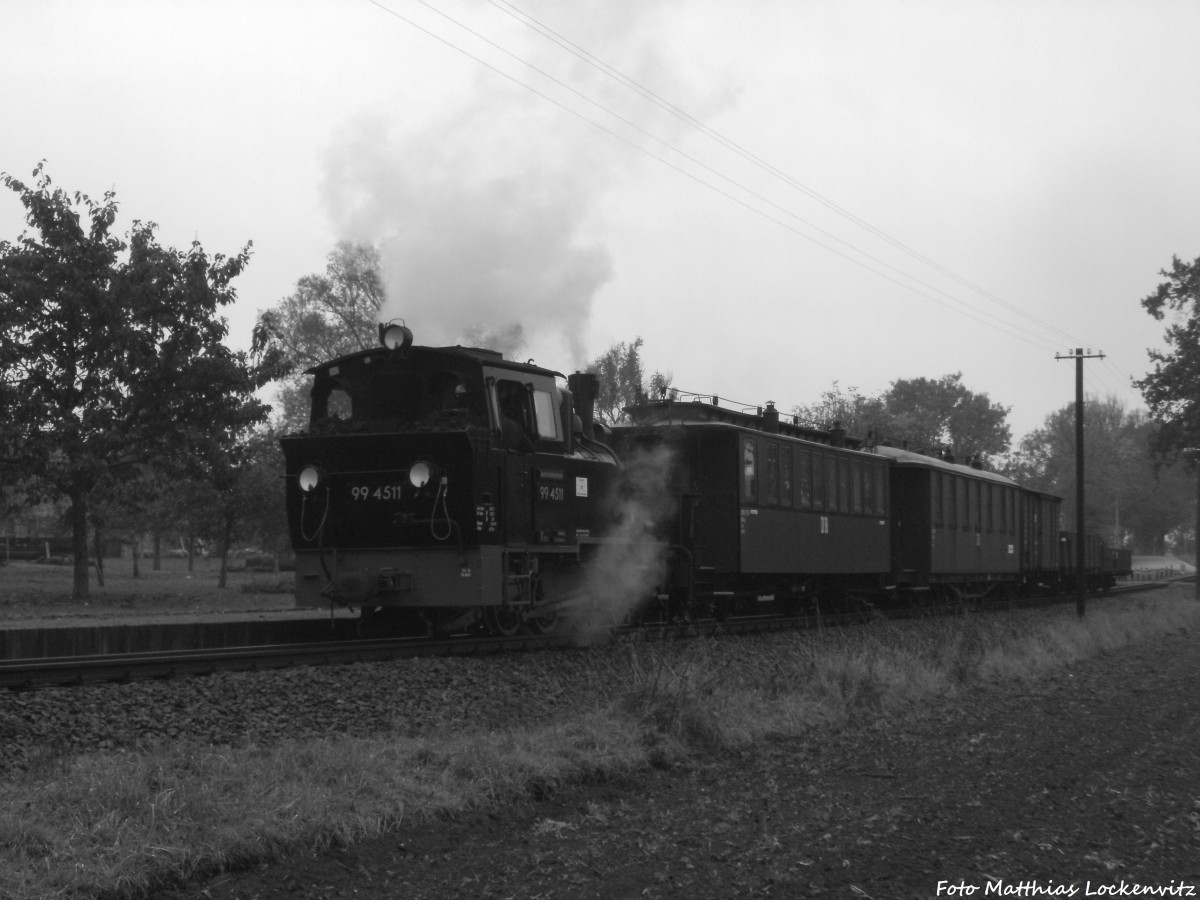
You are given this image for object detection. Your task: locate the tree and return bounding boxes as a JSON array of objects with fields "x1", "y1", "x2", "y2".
[
  {"x1": 1135, "y1": 254, "x2": 1200, "y2": 458},
  {"x1": 588, "y1": 337, "x2": 672, "y2": 425},
  {"x1": 1010, "y1": 399, "x2": 1196, "y2": 554},
  {"x1": 793, "y1": 381, "x2": 888, "y2": 438},
  {"x1": 0, "y1": 164, "x2": 275, "y2": 599},
  {"x1": 1005, "y1": 396, "x2": 1152, "y2": 546},
  {"x1": 259, "y1": 242, "x2": 386, "y2": 430},
  {"x1": 171, "y1": 424, "x2": 287, "y2": 588},
  {"x1": 882, "y1": 373, "x2": 1011, "y2": 460}
]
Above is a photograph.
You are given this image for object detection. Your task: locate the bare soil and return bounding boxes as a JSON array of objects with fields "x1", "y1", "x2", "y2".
[{"x1": 160, "y1": 608, "x2": 1200, "y2": 900}]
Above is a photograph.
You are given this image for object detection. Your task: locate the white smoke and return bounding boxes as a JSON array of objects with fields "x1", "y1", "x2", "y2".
[
  {"x1": 571, "y1": 442, "x2": 677, "y2": 643},
  {"x1": 319, "y1": 94, "x2": 615, "y2": 367},
  {"x1": 317, "y1": 0, "x2": 738, "y2": 368}
]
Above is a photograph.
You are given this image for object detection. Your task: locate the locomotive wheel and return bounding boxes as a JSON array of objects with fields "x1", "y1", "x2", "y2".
[
  {"x1": 525, "y1": 612, "x2": 560, "y2": 635},
  {"x1": 484, "y1": 605, "x2": 524, "y2": 637}
]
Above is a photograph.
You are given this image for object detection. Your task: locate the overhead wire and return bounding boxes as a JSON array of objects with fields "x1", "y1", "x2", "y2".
[
  {"x1": 486, "y1": 0, "x2": 1101, "y2": 353},
  {"x1": 366, "y1": 0, "x2": 1064, "y2": 352},
  {"x1": 363, "y1": 0, "x2": 1168, "y2": 425}
]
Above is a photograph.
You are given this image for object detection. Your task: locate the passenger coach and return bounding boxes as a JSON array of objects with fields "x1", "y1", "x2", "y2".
[
  {"x1": 874, "y1": 445, "x2": 1022, "y2": 601},
  {"x1": 612, "y1": 398, "x2": 891, "y2": 613}
]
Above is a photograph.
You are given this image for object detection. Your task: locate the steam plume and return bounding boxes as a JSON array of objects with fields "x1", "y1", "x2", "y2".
[{"x1": 571, "y1": 443, "x2": 677, "y2": 643}]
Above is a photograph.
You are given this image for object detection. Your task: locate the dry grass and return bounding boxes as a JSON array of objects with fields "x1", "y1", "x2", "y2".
[{"x1": 2, "y1": 587, "x2": 1196, "y2": 899}]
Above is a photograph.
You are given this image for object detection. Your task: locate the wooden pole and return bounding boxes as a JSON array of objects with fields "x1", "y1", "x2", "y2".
[
  {"x1": 1056, "y1": 348, "x2": 1105, "y2": 617},
  {"x1": 1075, "y1": 351, "x2": 1086, "y2": 618}
]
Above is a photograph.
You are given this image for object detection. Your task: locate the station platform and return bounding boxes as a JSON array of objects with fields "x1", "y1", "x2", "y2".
[{"x1": 0, "y1": 605, "x2": 361, "y2": 661}]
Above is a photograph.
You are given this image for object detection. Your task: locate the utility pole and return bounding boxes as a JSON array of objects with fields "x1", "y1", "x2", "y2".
[{"x1": 1056, "y1": 348, "x2": 1105, "y2": 617}]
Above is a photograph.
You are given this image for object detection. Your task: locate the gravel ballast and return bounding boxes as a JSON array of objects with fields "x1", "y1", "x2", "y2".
[{"x1": 0, "y1": 649, "x2": 617, "y2": 777}]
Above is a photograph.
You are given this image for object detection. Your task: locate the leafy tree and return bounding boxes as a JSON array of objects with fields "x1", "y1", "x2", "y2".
[
  {"x1": 174, "y1": 424, "x2": 287, "y2": 587},
  {"x1": 1135, "y1": 254, "x2": 1200, "y2": 458},
  {"x1": 1118, "y1": 429, "x2": 1193, "y2": 554},
  {"x1": 1005, "y1": 397, "x2": 1192, "y2": 552},
  {"x1": 0, "y1": 164, "x2": 275, "y2": 599},
  {"x1": 259, "y1": 242, "x2": 386, "y2": 430},
  {"x1": 794, "y1": 373, "x2": 1010, "y2": 459},
  {"x1": 1007, "y1": 397, "x2": 1136, "y2": 542},
  {"x1": 793, "y1": 382, "x2": 887, "y2": 438},
  {"x1": 882, "y1": 373, "x2": 1011, "y2": 460},
  {"x1": 588, "y1": 337, "x2": 672, "y2": 425}
]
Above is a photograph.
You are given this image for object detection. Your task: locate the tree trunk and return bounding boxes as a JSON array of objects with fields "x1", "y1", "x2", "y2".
[
  {"x1": 217, "y1": 507, "x2": 235, "y2": 589},
  {"x1": 131, "y1": 541, "x2": 140, "y2": 578},
  {"x1": 92, "y1": 524, "x2": 105, "y2": 587},
  {"x1": 69, "y1": 488, "x2": 90, "y2": 601},
  {"x1": 152, "y1": 533, "x2": 162, "y2": 571}
]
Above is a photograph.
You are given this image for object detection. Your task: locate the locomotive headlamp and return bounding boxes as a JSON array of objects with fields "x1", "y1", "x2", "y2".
[
  {"x1": 408, "y1": 460, "x2": 435, "y2": 488},
  {"x1": 298, "y1": 464, "x2": 327, "y2": 493},
  {"x1": 379, "y1": 321, "x2": 413, "y2": 352}
]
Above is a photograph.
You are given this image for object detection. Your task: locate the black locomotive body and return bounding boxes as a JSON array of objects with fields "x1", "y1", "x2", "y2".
[{"x1": 280, "y1": 325, "x2": 618, "y2": 635}]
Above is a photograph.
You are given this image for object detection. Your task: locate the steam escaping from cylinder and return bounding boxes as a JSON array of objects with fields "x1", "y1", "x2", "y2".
[{"x1": 570, "y1": 442, "x2": 677, "y2": 644}]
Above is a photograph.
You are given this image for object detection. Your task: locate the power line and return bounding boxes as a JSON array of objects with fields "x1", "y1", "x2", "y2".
[
  {"x1": 487, "y1": 0, "x2": 1098, "y2": 352},
  {"x1": 365, "y1": 1, "x2": 1064, "y2": 351}
]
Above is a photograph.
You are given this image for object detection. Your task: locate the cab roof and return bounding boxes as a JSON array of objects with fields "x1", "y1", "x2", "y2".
[{"x1": 304, "y1": 344, "x2": 565, "y2": 380}]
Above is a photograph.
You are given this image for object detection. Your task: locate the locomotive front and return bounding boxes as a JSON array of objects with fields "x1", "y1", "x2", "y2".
[{"x1": 280, "y1": 323, "x2": 619, "y2": 634}]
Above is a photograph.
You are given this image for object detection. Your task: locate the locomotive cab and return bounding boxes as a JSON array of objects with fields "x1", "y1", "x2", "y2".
[{"x1": 280, "y1": 325, "x2": 619, "y2": 635}]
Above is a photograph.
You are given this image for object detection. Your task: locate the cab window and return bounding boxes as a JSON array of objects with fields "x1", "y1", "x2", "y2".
[
  {"x1": 495, "y1": 379, "x2": 536, "y2": 450},
  {"x1": 532, "y1": 389, "x2": 560, "y2": 440}
]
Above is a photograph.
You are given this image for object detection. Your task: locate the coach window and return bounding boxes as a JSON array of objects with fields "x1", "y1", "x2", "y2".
[
  {"x1": 827, "y1": 455, "x2": 839, "y2": 511},
  {"x1": 933, "y1": 473, "x2": 943, "y2": 527},
  {"x1": 862, "y1": 461, "x2": 874, "y2": 514},
  {"x1": 780, "y1": 446, "x2": 794, "y2": 507},
  {"x1": 764, "y1": 442, "x2": 780, "y2": 505},
  {"x1": 742, "y1": 437, "x2": 758, "y2": 502},
  {"x1": 972, "y1": 481, "x2": 982, "y2": 531},
  {"x1": 799, "y1": 449, "x2": 815, "y2": 508},
  {"x1": 811, "y1": 451, "x2": 825, "y2": 509},
  {"x1": 875, "y1": 464, "x2": 887, "y2": 516},
  {"x1": 985, "y1": 484, "x2": 993, "y2": 532},
  {"x1": 851, "y1": 460, "x2": 863, "y2": 513},
  {"x1": 947, "y1": 477, "x2": 957, "y2": 529}
]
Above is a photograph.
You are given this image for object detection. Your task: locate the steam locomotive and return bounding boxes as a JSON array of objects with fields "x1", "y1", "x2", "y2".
[{"x1": 280, "y1": 322, "x2": 1131, "y2": 635}]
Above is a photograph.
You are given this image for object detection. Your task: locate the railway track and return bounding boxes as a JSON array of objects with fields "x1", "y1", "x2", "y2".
[{"x1": 0, "y1": 579, "x2": 1173, "y2": 690}]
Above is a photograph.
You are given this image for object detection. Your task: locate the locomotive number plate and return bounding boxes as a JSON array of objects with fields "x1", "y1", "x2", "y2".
[
  {"x1": 538, "y1": 485, "x2": 565, "y2": 502},
  {"x1": 351, "y1": 485, "x2": 405, "y2": 501}
]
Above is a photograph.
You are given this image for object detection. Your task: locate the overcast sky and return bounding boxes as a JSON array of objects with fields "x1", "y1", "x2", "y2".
[{"x1": 4, "y1": 0, "x2": 1198, "y2": 443}]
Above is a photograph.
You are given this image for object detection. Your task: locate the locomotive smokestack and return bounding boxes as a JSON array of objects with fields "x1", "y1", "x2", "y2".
[{"x1": 568, "y1": 372, "x2": 599, "y2": 441}]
